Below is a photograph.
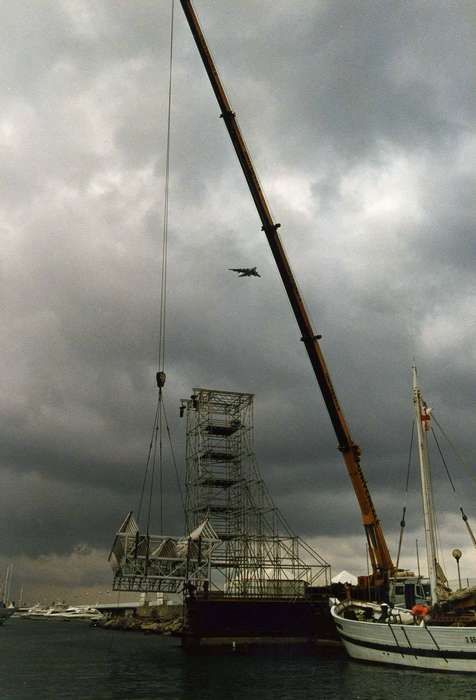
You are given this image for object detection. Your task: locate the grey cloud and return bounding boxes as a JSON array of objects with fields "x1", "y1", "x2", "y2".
[{"x1": 1, "y1": 1, "x2": 475, "y2": 598}]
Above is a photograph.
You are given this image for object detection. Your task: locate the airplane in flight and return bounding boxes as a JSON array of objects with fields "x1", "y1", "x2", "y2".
[{"x1": 228, "y1": 267, "x2": 261, "y2": 277}]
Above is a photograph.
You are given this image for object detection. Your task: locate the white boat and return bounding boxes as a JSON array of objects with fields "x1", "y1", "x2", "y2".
[
  {"x1": 19, "y1": 603, "x2": 50, "y2": 618},
  {"x1": 0, "y1": 603, "x2": 15, "y2": 625},
  {"x1": 60, "y1": 606, "x2": 103, "y2": 621},
  {"x1": 332, "y1": 367, "x2": 476, "y2": 672},
  {"x1": 331, "y1": 599, "x2": 476, "y2": 672},
  {"x1": 1, "y1": 565, "x2": 15, "y2": 623},
  {"x1": 21, "y1": 603, "x2": 102, "y2": 621},
  {"x1": 22, "y1": 602, "x2": 69, "y2": 619}
]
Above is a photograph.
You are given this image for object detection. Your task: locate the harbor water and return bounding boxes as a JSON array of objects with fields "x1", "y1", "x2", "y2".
[{"x1": 1, "y1": 619, "x2": 475, "y2": 699}]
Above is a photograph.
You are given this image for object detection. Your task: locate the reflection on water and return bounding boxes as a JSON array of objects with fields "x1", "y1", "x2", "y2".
[{"x1": 0, "y1": 619, "x2": 474, "y2": 700}]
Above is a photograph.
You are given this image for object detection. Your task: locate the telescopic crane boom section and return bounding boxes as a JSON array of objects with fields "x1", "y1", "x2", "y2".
[{"x1": 180, "y1": 0, "x2": 395, "y2": 580}]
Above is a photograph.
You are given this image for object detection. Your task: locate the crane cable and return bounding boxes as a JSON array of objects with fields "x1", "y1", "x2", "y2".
[
  {"x1": 137, "y1": 0, "x2": 176, "y2": 537},
  {"x1": 158, "y1": 0, "x2": 175, "y2": 377},
  {"x1": 155, "y1": 0, "x2": 175, "y2": 536}
]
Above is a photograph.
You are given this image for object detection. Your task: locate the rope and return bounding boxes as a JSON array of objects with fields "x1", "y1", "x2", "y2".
[
  {"x1": 395, "y1": 420, "x2": 415, "y2": 569},
  {"x1": 405, "y1": 420, "x2": 415, "y2": 494},
  {"x1": 162, "y1": 399, "x2": 188, "y2": 530},
  {"x1": 140, "y1": 387, "x2": 187, "y2": 538},
  {"x1": 432, "y1": 412, "x2": 476, "y2": 488},
  {"x1": 430, "y1": 415, "x2": 476, "y2": 551},
  {"x1": 159, "y1": 393, "x2": 164, "y2": 534},
  {"x1": 137, "y1": 397, "x2": 160, "y2": 527},
  {"x1": 147, "y1": 401, "x2": 160, "y2": 536},
  {"x1": 427, "y1": 448, "x2": 448, "y2": 581},
  {"x1": 431, "y1": 427, "x2": 456, "y2": 492},
  {"x1": 460, "y1": 507, "x2": 476, "y2": 549}
]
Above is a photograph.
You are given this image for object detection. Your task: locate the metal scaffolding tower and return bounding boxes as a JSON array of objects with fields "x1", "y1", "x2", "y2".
[{"x1": 182, "y1": 388, "x2": 330, "y2": 598}]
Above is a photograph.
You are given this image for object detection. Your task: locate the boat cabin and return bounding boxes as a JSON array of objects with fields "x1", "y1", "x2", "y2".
[{"x1": 389, "y1": 576, "x2": 431, "y2": 609}]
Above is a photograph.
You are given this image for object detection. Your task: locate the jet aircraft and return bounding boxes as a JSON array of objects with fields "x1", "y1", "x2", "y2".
[{"x1": 228, "y1": 267, "x2": 261, "y2": 277}]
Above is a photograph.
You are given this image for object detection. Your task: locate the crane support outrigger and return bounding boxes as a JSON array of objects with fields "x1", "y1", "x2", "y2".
[{"x1": 180, "y1": 0, "x2": 395, "y2": 584}]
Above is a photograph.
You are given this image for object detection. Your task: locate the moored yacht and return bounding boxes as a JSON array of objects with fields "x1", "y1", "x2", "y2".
[{"x1": 21, "y1": 603, "x2": 103, "y2": 621}]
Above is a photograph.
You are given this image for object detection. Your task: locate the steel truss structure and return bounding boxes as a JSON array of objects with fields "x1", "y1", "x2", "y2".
[
  {"x1": 109, "y1": 512, "x2": 220, "y2": 593},
  {"x1": 182, "y1": 388, "x2": 330, "y2": 598}
]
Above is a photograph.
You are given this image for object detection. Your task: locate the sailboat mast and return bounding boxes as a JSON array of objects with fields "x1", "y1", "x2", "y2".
[
  {"x1": 412, "y1": 366, "x2": 438, "y2": 605},
  {"x1": 3, "y1": 564, "x2": 12, "y2": 604}
]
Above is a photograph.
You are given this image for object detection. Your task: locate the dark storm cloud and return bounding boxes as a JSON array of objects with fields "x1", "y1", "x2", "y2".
[{"x1": 1, "y1": 1, "x2": 475, "y2": 593}]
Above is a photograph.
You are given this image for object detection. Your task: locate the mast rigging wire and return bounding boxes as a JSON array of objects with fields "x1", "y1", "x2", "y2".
[
  {"x1": 395, "y1": 420, "x2": 414, "y2": 569},
  {"x1": 430, "y1": 419, "x2": 476, "y2": 551},
  {"x1": 431, "y1": 427, "x2": 456, "y2": 493},
  {"x1": 432, "y1": 412, "x2": 476, "y2": 488},
  {"x1": 425, "y1": 447, "x2": 448, "y2": 583}
]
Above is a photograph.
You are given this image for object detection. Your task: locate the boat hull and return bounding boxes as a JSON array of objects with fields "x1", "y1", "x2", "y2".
[
  {"x1": 332, "y1": 604, "x2": 476, "y2": 673},
  {"x1": 0, "y1": 607, "x2": 15, "y2": 623}
]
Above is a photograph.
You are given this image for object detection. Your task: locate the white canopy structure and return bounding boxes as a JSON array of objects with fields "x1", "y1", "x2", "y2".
[{"x1": 331, "y1": 570, "x2": 358, "y2": 586}]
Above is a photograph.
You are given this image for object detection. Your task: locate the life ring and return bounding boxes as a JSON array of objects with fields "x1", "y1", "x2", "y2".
[{"x1": 411, "y1": 604, "x2": 429, "y2": 617}]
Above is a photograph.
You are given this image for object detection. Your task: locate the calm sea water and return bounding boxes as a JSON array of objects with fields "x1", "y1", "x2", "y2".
[{"x1": 1, "y1": 619, "x2": 475, "y2": 699}]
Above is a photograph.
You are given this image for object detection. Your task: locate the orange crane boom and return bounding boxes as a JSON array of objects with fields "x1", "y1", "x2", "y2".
[{"x1": 180, "y1": 0, "x2": 395, "y2": 580}]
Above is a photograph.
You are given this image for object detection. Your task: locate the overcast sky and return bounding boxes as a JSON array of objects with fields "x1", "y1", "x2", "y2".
[{"x1": 1, "y1": 0, "x2": 475, "y2": 604}]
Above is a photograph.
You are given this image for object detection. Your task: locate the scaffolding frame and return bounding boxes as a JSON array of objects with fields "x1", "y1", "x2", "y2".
[
  {"x1": 109, "y1": 512, "x2": 220, "y2": 593},
  {"x1": 183, "y1": 388, "x2": 330, "y2": 598}
]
